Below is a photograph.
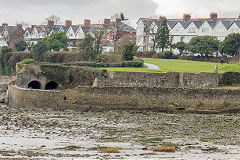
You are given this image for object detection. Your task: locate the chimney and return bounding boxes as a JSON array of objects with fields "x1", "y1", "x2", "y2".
[
  {"x1": 65, "y1": 20, "x2": 72, "y2": 27},
  {"x1": 48, "y1": 20, "x2": 54, "y2": 27},
  {"x1": 17, "y1": 24, "x2": 22, "y2": 29},
  {"x1": 159, "y1": 16, "x2": 166, "y2": 21},
  {"x1": 183, "y1": 14, "x2": 191, "y2": 21},
  {"x1": 2, "y1": 23, "x2": 8, "y2": 27},
  {"x1": 116, "y1": 18, "x2": 121, "y2": 23},
  {"x1": 104, "y1": 19, "x2": 110, "y2": 25},
  {"x1": 84, "y1": 19, "x2": 91, "y2": 26},
  {"x1": 210, "y1": 12, "x2": 218, "y2": 20}
]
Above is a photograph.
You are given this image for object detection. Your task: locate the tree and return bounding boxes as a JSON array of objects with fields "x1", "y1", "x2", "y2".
[
  {"x1": 188, "y1": 36, "x2": 219, "y2": 57},
  {"x1": 43, "y1": 15, "x2": 62, "y2": 25},
  {"x1": 43, "y1": 32, "x2": 69, "y2": 51},
  {"x1": 1, "y1": 46, "x2": 13, "y2": 54},
  {"x1": 31, "y1": 41, "x2": 49, "y2": 61},
  {"x1": 78, "y1": 33, "x2": 96, "y2": 61},
  {"x1": 172, "y1": 42, "x2": 187, "y2": 55},
  {"x1": 14, "y1": 40, "x2": 27, "y2": 51},
  {"x1": 156, "y1": 18, "x2": 170, "y2": 51},
  {"x1": 219, "y1": 33, "x2": 240, "y2": 57},
  {"x1": 122, "y1": 43, "x2": 137, "y2": 61}
]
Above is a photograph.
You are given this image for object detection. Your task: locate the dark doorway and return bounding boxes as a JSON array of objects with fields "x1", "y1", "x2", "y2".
[
  {"x1": 28, "y1": 81, "x2": 42, "y2": 89},
  {"x1": 45, "y1": 81, "x2": 59, "y2": 90}
]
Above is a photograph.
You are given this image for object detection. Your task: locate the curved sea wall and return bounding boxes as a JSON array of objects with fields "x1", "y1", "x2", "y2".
[{"x1": 8, "y1": 85, "x2": 240, "y2": 113}]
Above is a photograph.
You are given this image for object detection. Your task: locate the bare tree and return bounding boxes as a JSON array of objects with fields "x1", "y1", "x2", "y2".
[{"x1": 42, "y1": 15, "x2": 62, "y2": 25}]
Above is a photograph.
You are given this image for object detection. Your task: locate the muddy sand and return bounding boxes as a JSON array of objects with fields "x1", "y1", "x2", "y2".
[{"x1": 0, "y1": 104, "x2": 240, "y2": 160}]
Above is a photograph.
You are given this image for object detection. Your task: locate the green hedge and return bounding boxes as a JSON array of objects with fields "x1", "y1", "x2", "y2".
[{"x1": 220, "y1": 72, "x2": 240, "y2": 86}]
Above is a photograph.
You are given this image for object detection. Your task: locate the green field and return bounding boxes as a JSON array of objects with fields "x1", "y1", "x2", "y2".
[
  {"x1": 142, "y1": 58, "x2": 240, "y2": 73},
  {"x1": 101, "y1": 58, "x2": 240, "y2": 73},
  {"x1": 101, "y1": 67, "x2": 161, "y2": 73}
]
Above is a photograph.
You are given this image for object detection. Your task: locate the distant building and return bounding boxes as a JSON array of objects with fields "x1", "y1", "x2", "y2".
[
  {"x1": 0, "y1": 23, "x2": 24, "y2": 50},
  {"x1": 136, "y1": 13, "x2": 240, "y2": 53},
  {"x1": 24, "y1": 19, "x2": 136, "y2": 52}
]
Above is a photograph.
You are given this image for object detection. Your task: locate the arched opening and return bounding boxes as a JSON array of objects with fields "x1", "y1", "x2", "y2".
[
  {"x1": 28, "y1": 81, "x2": 42, "y2": 89},
  {"x1": 45, "y1": 81, "x2": 59, "y2": 90}
]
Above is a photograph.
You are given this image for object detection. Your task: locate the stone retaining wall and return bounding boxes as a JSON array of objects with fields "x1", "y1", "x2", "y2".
[
  {"x1": 8, "y1": 85, "x2": 240, "y2": 113},
  {"x1": 94, "y1": 71, "x2": 222, "y2": 88}
]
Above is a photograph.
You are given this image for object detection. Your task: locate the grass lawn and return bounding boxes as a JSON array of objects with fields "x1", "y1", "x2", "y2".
[
  {"x1": 100, "y1": 67, "x2": 161, "y2": 73},
  {"x1": 142, "y1": 58, "x2": 240, "y2": 73}
]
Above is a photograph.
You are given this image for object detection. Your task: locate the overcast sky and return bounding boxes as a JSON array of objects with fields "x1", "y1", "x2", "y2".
[{"x1": 0, "y1": 0, "x2": 239, "y2": 26}]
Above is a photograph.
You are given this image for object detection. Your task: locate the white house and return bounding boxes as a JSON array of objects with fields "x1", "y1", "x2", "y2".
[{"x1": 137, "y1": 13, "x2": 240, "y2": 53}]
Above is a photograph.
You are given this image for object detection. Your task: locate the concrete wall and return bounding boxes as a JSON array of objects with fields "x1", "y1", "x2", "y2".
[
  {"x1": 8, "y1": 85, "x2": 240, "y2": 113},
  {"x1": 93, "y1": 71, "x2": 221, "y2": 88}
]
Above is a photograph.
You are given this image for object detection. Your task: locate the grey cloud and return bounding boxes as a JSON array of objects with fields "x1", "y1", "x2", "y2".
[{"x1": 0, "y1": 0, "x2": 157, "y2": 25}]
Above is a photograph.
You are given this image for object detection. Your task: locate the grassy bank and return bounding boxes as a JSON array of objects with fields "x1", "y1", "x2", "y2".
[{"x1": 142, "y1": 58, "x2": 240, "y2": 73}]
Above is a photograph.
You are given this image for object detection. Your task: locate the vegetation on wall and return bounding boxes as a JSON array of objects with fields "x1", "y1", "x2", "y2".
[{"x1": 40, "y1": 64, "x2": 107, "y2": 88}]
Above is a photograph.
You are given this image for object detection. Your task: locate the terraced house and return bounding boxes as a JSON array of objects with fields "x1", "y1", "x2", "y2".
[
  {"x1": 24, "y1": 19, "x2": 136, "y2": 52},
  {"x1": 136, "y1": 13, "x2": 240, "y2": 53},
  {"x1": 0, "y1": 23, "x2": 24, "y2": 49}
]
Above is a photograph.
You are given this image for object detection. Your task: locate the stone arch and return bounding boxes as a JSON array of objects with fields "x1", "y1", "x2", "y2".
[
  {"x1": 45, "y1": 81, "x2": 59, "y2": 90},
  {"x1": 28, "y1": 81, "x2": 42, "y2": 89}
]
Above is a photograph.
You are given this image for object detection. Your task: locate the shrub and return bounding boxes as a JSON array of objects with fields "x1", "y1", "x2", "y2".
[
  {"x1": 122, "y1": 44, "x2": 136, "y2": 61},
  {"x1": 97, "y1": 52, "x2": 122, "y2": 64},
  {"x1": 152, "y1": 52, "x2": 164, "y2": 58},
  {"x1": 31, "y1": 41, "x2": 49, "y2": 61},
  {"x1": 17, "y1": 59, "x2": 35, "y2": 70},
  {"x1": 163, "y1": 51, "x2": 173, "y2": 59},
  {"x1": 1, "y1": 46, "x2": 13, "y2": 54},
  {"x1": 14, "y1": 40, "x2": 28, "y2": 52},
  {"x1": 220, "y1": 72, "x2": 240, "y2": 86},
  {"x1": 135, "y1": 51, "x2": 155, "y2": 58}
]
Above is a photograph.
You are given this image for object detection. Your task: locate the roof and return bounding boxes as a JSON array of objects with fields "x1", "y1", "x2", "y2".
[{"x1": 138, "y1": 17, "x2": 240, "y2": 30}]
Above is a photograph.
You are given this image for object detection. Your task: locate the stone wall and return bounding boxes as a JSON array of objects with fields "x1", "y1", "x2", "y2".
[
  {"x1": 93, "y1": 71, "x2": 180, "y2": 88},
  {"x1": 8, "y1": 85, "x2": 240, "y2": 113},
  {"x1": 93, "y1": 71, "x2": 222, "y2": 88}
]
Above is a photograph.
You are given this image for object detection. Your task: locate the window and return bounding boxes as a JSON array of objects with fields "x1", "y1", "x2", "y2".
[
  {"x1": 202, "y1": 27, "x2": 209, "y2": 33},
  {"x1": 188, "y1": 28, "x2": 196, "y2": 33}
]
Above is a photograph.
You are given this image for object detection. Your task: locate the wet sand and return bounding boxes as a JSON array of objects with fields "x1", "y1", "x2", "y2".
[{"x1": 0, "y1": 104, "x2": 240, "y2": 159}]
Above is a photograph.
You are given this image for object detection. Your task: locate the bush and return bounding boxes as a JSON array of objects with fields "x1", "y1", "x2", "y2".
[
  {"x1": 1, "y1": 46, "x2": 13, "y2": 54},
  {"x1": 152, "y1": 52, "x2": 164, "y2": 58},
  {"x1": 220, "y1": 72, "x2": 240, "y2": 86},
  {"x1": 163, "y1": 51, "x2": 173, "y2": 59},
  {"x1": 97, "y1": 53, "x2": 122, "y2": 64},
  {"x1": 122, "y1": 44, "x2": 136, "y2": 61},
  {"x1": 17, "y1": 59, "x2": 35, "y2": 70},
  {"x1": 15, "y1": 40, "x2": 27, "y2": 52},
  {"x1": 135, "y1": 51, "x2": 156, "y2": 58}
]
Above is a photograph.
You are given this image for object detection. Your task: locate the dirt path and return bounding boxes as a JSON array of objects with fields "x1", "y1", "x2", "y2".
[
  {"x1": 144, "y1": 63, "x2": 160, "y2": 70},
  {"x1": 0, "y1": 104, "x2": 240, "y2": 159}
]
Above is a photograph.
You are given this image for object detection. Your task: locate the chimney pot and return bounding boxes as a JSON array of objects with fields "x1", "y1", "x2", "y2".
[
  {"x1": 2, "y1": 23, "x2": 8, "y2": 27},
  {"x1": 104, "y1": 19, "x2": 110, "y2": 25},
  {"x1": 210, "y1": 12, "x2": 218, "y2": 20},
  {"x1": 183, "y1": 14, "x2": 191, "y2": 21},
  {"x1": 65, "y1": 20, "x2": 72, "y2": 27},
  {"x1": 48, "y1": 20, "x2": 54, "y2": 27},
  {"x1": 84, "y1": 19, "x2": 91, "y2": 26}
]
